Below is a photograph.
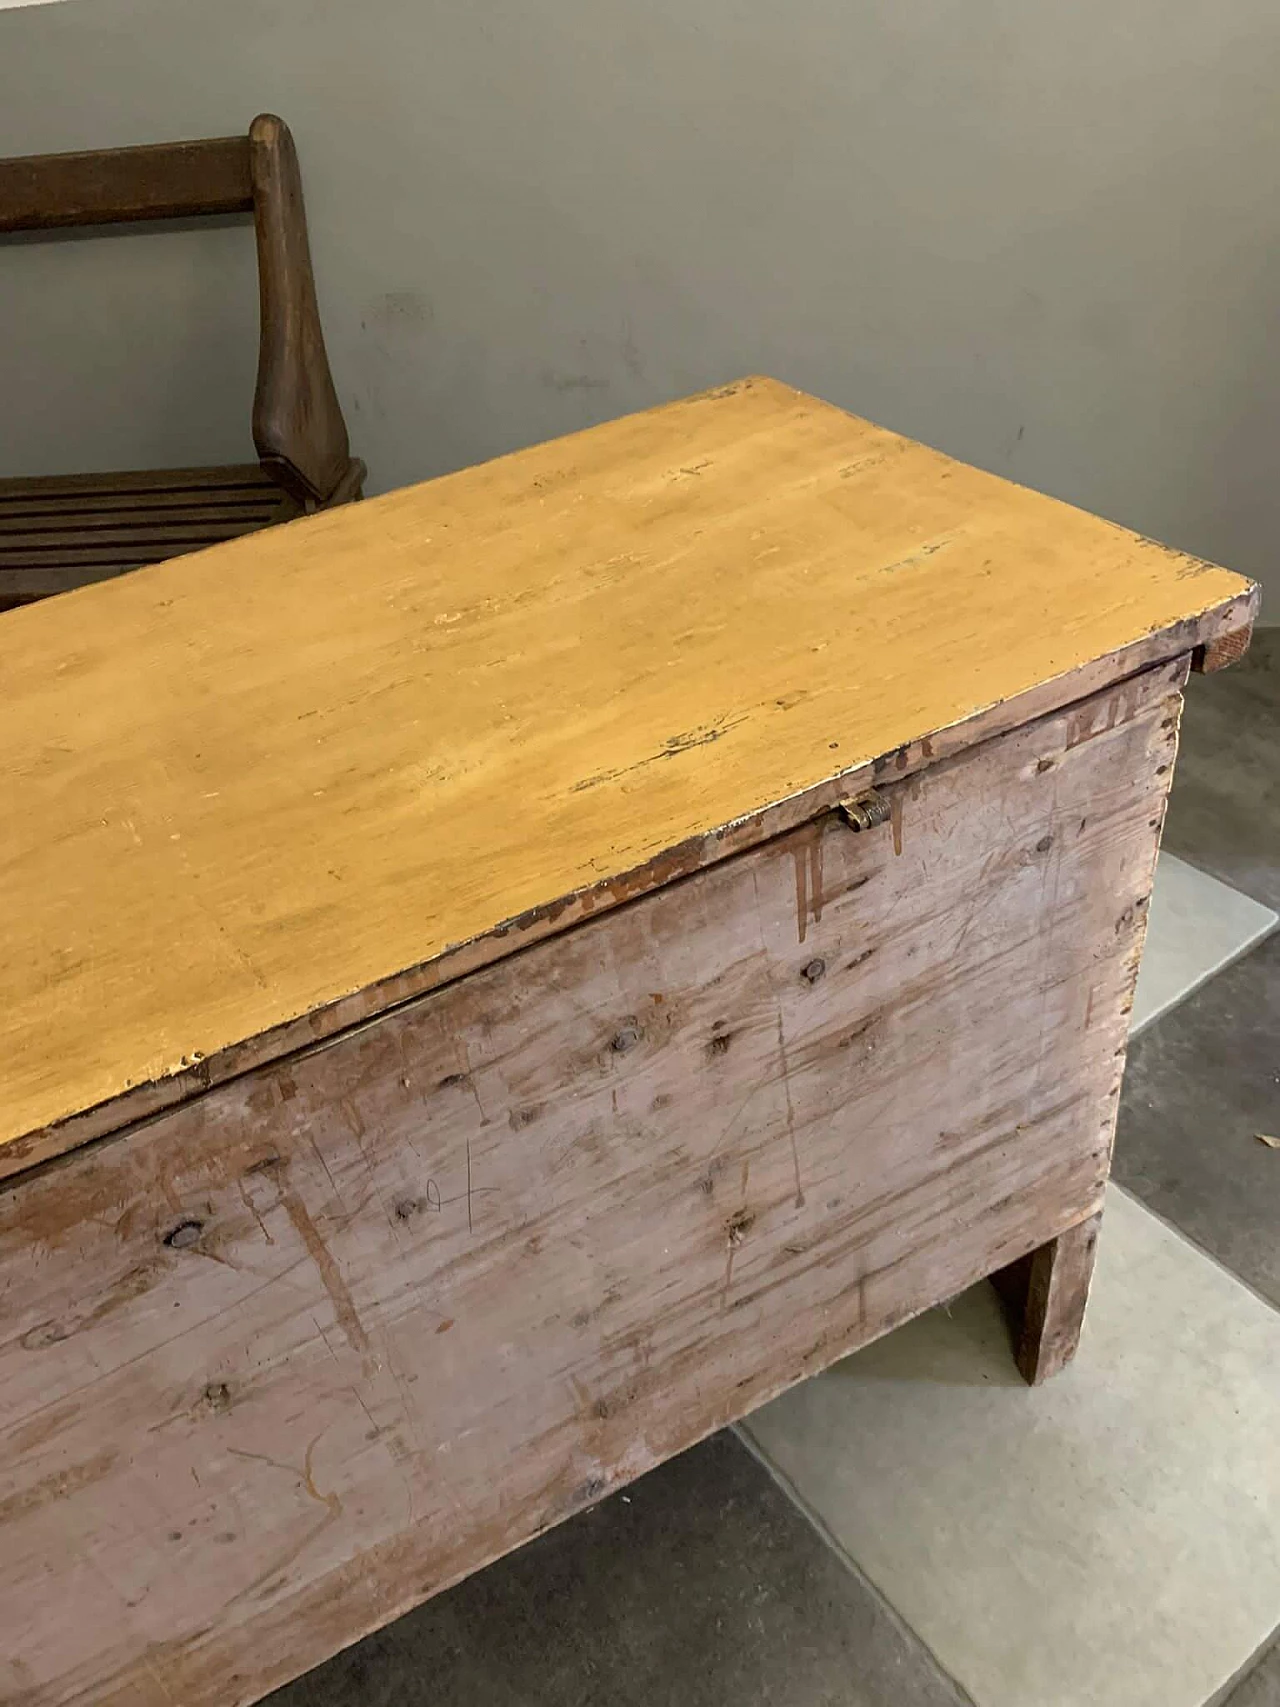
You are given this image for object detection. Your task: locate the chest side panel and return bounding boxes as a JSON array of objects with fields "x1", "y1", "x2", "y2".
[{"x1": 0, "y1": 661, "x2": 1181, "y2": 1707}]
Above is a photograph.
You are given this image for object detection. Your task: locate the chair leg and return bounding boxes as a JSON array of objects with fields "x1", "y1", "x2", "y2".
[{"x1": 992, "y1": 1211, "x2": 1102, "y2": 1386}]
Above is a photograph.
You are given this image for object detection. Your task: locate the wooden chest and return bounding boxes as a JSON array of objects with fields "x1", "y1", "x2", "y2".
[{"x1": 0, "y1": 378, "x2": 1255, "y2": 1705}]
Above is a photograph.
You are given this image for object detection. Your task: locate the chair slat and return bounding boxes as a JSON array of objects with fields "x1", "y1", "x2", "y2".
[{"x1": 0, "y1": 137, "x2": 252, "y2": 233}]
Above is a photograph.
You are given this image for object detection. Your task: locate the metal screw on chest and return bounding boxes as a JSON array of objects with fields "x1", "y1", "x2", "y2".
[
  {"x1": 163, "y1": 1218, "x2": 204, "y2": 1250},
  {"x1": 838, "y1": 789, "x2": 892, "y2": 832}
]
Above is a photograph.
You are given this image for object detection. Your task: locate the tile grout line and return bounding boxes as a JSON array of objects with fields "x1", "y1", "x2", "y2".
[
  {"x1": 1110, "y1": 1182, "x2": 1280, "y2": 1319},
  {"x1": 731, "y1": 1420, "x2": 981, "y2": 1707},
  {"x1": 1130, "y1": 916, "x2": 1278, "y2": 1039},
  {"x1": 1125, "y1": 856, "x2": 1280, "y2": 1703},
  {"x1": 1130, "y1": 850, "x2": 1277, "y2": 1040},
  {"x1": 1204, "y1": 1615, "x2": 1280, "y2": 1707},
  {"x1": 1120, "y1": 852, "x2": 1278, "y2": 1314},
  {"x1": 737, "y1": 1183, "x2": 1280, "y2": 1707}
]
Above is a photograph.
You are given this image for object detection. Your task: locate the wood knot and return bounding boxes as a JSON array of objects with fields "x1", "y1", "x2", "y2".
[
  {"x1": 727, "y1": 1209, "x2": 755, "y2": 1246},
  {"x1": 163, "y1": 1218, "x2": 204, "y2": 1250},
  {"x1": 1035, "y1": 834, "x2": 1054, "y2": 854},
  {"x1": 203, "y1": 1381, "x2": 231, "y2": 1414},
  {"x1": 394, "y1": 1182, "x2": 441, "y2": 1221}
]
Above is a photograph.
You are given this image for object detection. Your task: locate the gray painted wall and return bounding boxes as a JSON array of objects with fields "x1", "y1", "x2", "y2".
[{"x1": 1, "y1": 0, "x2": 1275, "y2": 612}]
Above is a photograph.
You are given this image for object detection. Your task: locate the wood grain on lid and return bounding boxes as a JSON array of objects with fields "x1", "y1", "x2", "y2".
[{"x1": 0, "y1": 376, "x2": 1255, "y2": 1158}]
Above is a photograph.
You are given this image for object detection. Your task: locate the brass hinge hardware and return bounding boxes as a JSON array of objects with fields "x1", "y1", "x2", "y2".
[{"x1": 838, "y1": 790, "x2": 891, "y2": 832}]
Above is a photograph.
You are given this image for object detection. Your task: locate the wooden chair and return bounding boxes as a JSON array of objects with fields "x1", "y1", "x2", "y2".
[{"x1": 0, "y1": 114, "x2": 364, "y2": 611}]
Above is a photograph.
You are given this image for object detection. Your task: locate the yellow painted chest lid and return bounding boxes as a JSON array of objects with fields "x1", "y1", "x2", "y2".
[{"x1": 0, "y1": 377, "x2": 1255, "y2": 1164}]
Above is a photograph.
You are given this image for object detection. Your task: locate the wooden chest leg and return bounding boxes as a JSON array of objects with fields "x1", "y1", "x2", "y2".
[{"x1": 993, "y1": 1212, "x2": 1103, "y2": 1385}]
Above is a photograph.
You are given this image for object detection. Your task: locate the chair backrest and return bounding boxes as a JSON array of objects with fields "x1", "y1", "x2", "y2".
[{"x1": 0, "y1": 116, "x2": 354, "y2": 507}]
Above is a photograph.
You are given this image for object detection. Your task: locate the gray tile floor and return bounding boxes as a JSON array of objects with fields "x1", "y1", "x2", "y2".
[
  {"x1": 1116, "y1": 930, "x2": 1280, "y2": 1307},
  {"x1": 268, "y1": 1433, "x2": 971, "y2": 1707},
  {"x1": 1226, "y1": 1637, "x2": 1280, "y2": 1707},
  {"x1": 1164, "y1": 628, "x2": 1280, "y2": 912},
  {"x1": 268, "y1": 635, "x2": 1280, "y2": 1707},
  {"x1": 1117, "y1": 634, "x2": 1280, "y2": 1707}
]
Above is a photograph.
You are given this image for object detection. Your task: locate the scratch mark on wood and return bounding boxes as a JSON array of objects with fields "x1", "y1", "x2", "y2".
[
  {"x1": 570, "y1": 713, "x2": 748, "y2": 793},
  {"x1": 227, "y1": 1445, "x2": 304, "y2": 1480},
  {"x1": 139, "y1": 1638, "x2": 180, "y2": 1704},
  {"x1": 190, "y1": 890, "x2": 270, "y2": 993},
  {"x1": 720, "y1": 1238, "x2": 737, "y2": 1312},
  {"x1": 236, "y1": 1175, "x2": 275, "y2": 1246},
  {"x1": 274, "y1": 1176, "x2": 368, "y2": 1353},
  {"x1": 223, "y1": 1514, "x2": 335, "y2": 1614},
  {"x1": 19, "y1": 1258, "x2": 167, "y2": 1351},
  {"x1": 875, "y1": 535, "x2": 954, "y2": 577},
  {"x1": 775, "y1": 1008, "x2": 805, "y2": 1207},
  {"x1": 306, "y1": 1133, "x2": 340, "y2": 1199},
  {"x1": 458, "y1": 1040, "x2": 488, "y2": 1124},
  {"x1": 0, "y1": 1449, "x2": 117, "y2": 1524}
]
